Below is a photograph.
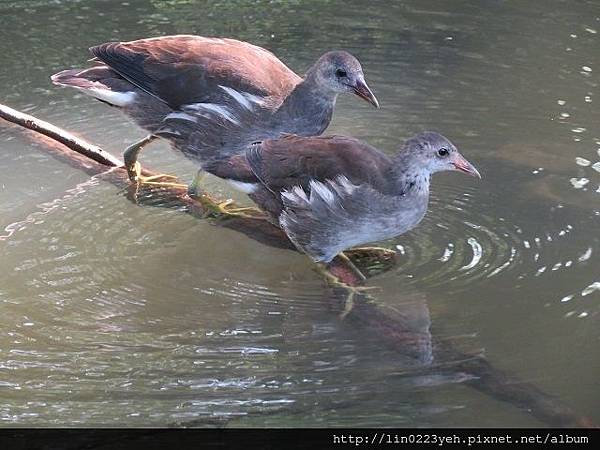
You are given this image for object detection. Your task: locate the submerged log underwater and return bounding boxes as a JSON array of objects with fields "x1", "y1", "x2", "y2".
[{"x1": 0, "y1": 102, "x2": 593, "y2": 427}]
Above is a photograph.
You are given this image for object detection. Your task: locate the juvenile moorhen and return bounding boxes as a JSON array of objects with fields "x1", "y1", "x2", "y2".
[
  {"x1": 205, "y1": 132, "x2": 480, "y2": 263},
  {"x1": 51, "y1": 35, "x2": 379, "y2": 188}
]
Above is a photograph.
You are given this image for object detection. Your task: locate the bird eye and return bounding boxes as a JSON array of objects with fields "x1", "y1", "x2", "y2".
[
  {"x1": 437, "y1": 148, "x2": 449, "y2": 157},
  {"x1": 335, "y1": 68, "x2": 347, "y2": 78}
]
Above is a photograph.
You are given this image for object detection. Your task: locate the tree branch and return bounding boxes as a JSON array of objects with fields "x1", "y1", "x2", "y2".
[{"x1": 1, "y1": 101, "x2": 593, "y2": 427}]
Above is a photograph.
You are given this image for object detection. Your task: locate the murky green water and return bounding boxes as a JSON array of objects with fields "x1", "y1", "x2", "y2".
[{"x1": 0, "y1": 0, "x2": 598, "y2": 427}]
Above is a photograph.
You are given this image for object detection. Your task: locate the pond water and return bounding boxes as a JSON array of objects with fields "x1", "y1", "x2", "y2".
[{"x1": 0, "y1": 0, "x2": 598, "y2": 427}]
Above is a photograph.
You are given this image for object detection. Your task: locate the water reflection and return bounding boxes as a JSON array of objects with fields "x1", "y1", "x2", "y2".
[{"x1": 0, "y1": 0, "x2": 599, "y2": 427}]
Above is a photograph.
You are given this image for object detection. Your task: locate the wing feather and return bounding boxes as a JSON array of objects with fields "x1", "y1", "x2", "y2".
[
  {"x1": 245, "y1": 135, "x2": 394, "y2": 195},
  {"x1": 90, "y1": 35, "x2": 301, "y2": 109}
]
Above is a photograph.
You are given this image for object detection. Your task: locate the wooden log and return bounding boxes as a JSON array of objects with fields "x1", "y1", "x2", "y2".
[{"x1": 1, "y1": 102, "x2": 593, "y2": 427}]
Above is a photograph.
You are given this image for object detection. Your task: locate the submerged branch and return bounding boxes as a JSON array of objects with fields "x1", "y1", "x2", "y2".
[
  {"x1": 0, "y1": 103, "x2": 121, "y2": 167},
  {"x1": 1, "y1": 101, "x2": 593, "y2": 427}
]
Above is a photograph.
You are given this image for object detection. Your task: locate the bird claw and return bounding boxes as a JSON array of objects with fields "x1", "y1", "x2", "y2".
[
  {"x1": 340, "y1": 290, "x2": 356, "y2": 320},
  {"x1": 315, "y1": 263, "x2": 379, "y2": 320},
  {"x1": 345, "y1": 246, "x2": 397, "y2": 260},
  {"x1": 338, "y1": 285, "x2": 381, "y2": 320},
  {"x1": 342, "y1": 247, "x2": 398, "y2": 278},
  {"x1": 126, "y1": 161, "x2": 185, "y2": 188},
  {"x1": 196, "y1": 194, "x2": 266, "y2": 220}
]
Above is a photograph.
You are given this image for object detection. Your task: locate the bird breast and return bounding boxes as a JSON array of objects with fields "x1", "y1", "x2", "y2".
[{"x1": 279, "y1": 177, "x2": 430, "y2": 262}]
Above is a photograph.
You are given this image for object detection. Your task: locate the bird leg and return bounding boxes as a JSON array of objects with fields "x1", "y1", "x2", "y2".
[
  {"x1": 316, "y1": 260, "x2": 379, "y2": 320},
  {"x1": 343, "y1": 246, "x2": 398, "y2": 277},
  {"x1": 337, "y1": 252, "x2": 367, "y2": 282},
  {"x1": 198, "y1": 196, "x2": 266, "y2": 219},
  {"x1": 123, "y1": 135, "x2": 184, "y2": 187},
  {"x1": 187, "y1": 171, "x2": 266, "y2": 220}
]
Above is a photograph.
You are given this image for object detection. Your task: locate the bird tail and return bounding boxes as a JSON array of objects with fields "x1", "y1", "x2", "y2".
[{"x1": 51, "y1": 67, "x2": 136, "y2": 108}]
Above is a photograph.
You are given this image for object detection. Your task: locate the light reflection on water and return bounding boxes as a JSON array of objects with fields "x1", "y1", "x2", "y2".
[{"x1": 0, "y1": 0, "x2": 599, "y2": 427}]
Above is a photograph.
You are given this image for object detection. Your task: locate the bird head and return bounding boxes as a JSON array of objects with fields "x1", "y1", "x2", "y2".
[
  {"x1": 400, "y1": 132, "x2": 481, "y2": 178},
  {"x1": 309, "y1": 51, "x2": 379, "y2": 108}
]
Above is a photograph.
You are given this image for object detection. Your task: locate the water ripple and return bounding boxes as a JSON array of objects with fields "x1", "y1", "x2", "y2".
[{"x1": 370, "y1": 182, "x2": 598, "y2": 295}]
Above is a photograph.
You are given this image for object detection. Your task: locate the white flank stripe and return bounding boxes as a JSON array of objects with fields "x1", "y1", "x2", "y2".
[
  {"x1": 165, "y1": 112, "x2": 198, "y2": 122},
  {"x1": 335, "y1": 175, "x2": 357, "y2": 194},
  {"x1": 227, "y1": 180, "x2": 258, "y2": 194},
  {"x1": 309, "y1": 180, "x2": 335, "y2": 205},
  {"x1": 87, "y1": 88, "x2": 136, "y2": 107},
  {"x1": 157, "y1": 127, "x2": 182, "y2": 136},
  {"x1": 184, "y1": 103, "x2": 239, "y2": 125},
  {"x1": 243, "y1": 92, "x2": 265, "y2": 107},
  {"x1": 219, "y1": 85, "x2": 253, "y2": 110},
  {"x1": 282, "y1": 186, "x2": 309, "y2": 204}
]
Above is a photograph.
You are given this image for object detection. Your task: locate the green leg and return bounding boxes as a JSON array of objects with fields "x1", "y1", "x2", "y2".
[
  {"x1": 123, "y1": 135, "x2": 182, "y2": 186},
  {"x1": 315, "y1": 261, "x2": 378, "y2": 320},
  {"x1": 188, "y1": 170, "x2": 266, "y2": 219},
  {"x1": 123, "y1": 135, "x2": 155, "y2": 182},
  {"x1": 346, "y1": 246, "x2": 397, "y2": 259},
  {"x1": 337, "y1": 252, "x2": 367, "y2": 282},
  {"x1": 187, "y1": 170, "x2": 205, "y2": 198},
  {"x1": 343, "y1": 247, "x2": 398, "y2": 276}
]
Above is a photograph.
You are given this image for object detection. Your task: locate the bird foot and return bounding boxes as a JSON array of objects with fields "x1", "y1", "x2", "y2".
[
  {"x1": 338, "y1": 285, "x2": 381, "y2": 320},
  {"x1": 315, "y1": 263, "x2": 379, "y2": 320},
  {"x1": 196, "y1": 195, "x2": 266, "y2": 220},
  {"x1": 342, "y1": 246, "x2": 398, "y2": 277},
  {"x1": 126, "y1": 161, "x2": 186, "y2": 188},
  {"x1": 346, "y1": 246, "x2": 397, "y2": 260},
  {"x1": 336, "y1": 252, "x2": 368, "y2": 282}
]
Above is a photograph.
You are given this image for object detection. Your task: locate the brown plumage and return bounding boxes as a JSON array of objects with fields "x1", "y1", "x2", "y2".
[
  {"x1": 51, "y1": 35, "x2": 379, "y2": 173},
  {"x1": 246, "y1": 135, "x2": 396, "y2": 195},
  {"x1": 88, "y1": 36, "x2": 301, "y2": 110},
  {"x1": 205, "y1": 132, "x2": 480, "y2": 262}
]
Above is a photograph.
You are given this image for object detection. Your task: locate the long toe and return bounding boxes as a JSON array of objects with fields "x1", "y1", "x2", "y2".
[
  {"x1": 126, "y1": 161, "x2": 142, "y2": 183},
  {"x1": 217, "y1": 199, "x2": 235, "y2": 209},
  {"x1": 195, "y1": 194, "x2": 266, "y2": 219},
  {"x1": 347, "y1": 246, "x2": 397, "y2": 259},
  {"x1": 337, "y1": 252, "x2": 367, "y2": 282},
  {"x1": 219, "y1": 205, "x2": 266, "y2": 219},
  {"x1": 140, "y1": 180, "x2": 188, "y2": 189},
  {"x1": 130, "y1": 163, "x2": 185, "y2": 188},
  {"x1": 222, "y1": 205, "x2": 264, "y2": 214},
  {"x1": 139, "y1": 173, "x2": 180, "y2": 183}
]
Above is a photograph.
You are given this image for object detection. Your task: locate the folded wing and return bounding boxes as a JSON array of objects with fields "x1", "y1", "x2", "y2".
[
  {"x1": 245, "y1": 134, "x2": 393, "y2": 195},
  {"x1": 90, "y1": 35, "x2": 302, "y2": 109}
]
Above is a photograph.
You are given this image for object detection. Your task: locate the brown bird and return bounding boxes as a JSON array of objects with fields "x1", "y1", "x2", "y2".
[
  {"x1": 51, "y1": 35, "x2": 379, "y2": 196},
  {"x1": 204, "y1": 132, "x2": 480, "y2": 264}
]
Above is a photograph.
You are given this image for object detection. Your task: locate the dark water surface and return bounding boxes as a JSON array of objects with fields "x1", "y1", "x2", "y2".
[{"x1": 0, "y1": 0, "x2": 598, "y2": 426}]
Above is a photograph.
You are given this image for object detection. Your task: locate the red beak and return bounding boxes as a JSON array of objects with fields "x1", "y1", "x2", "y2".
[
  {"x1": 452, "y1": 153, "x2": 481, "y2": 178},
  {"x1": 352, "y1": 79, "x2": 379, "y2": 108}
]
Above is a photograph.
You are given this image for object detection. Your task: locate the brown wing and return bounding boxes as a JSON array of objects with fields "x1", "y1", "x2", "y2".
[
  {"x1": 90, "y1": 35, "x2": 302, "y2": 109},
  {"x1": 245, "y1": 135, "x2": 395, "y2": 195}
]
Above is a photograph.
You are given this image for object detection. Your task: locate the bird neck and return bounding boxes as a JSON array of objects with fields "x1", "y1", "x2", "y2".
[
  {"x1": 391, "y1": 154, "x2": 431, "y2": 197},
  {"x1": 271, "y1": 76, "x2": 337, "y2": 136}
]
